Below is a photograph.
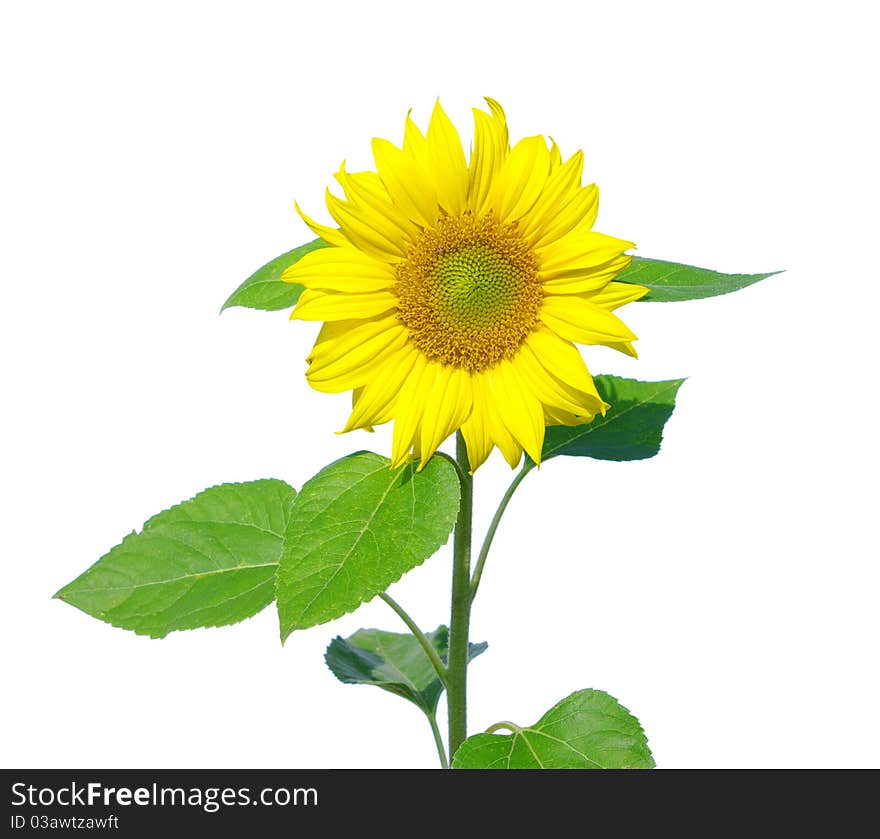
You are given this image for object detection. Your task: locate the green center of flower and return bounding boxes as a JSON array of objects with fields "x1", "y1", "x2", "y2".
[
  {"x1": 395, "y1": 212, "x2": 542, "y2": 371},
  {"x1": 431, "y1": 245, "x2": 524, "y2": 329}
]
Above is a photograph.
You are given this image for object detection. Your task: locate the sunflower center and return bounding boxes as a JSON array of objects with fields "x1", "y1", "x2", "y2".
[
  {"x1": 395, "y1": 212, "x2": 541, "y2": 371},
  {"x1": 431, "y1": 245, "x2": 523, "y2": 327}
]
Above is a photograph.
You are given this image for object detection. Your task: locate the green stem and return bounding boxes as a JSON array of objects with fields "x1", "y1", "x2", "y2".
[
  {"x1": 485, "y1": 720, "x2": 520, "y2": 735},
  {"x1": 379, "y1": 592, "x2": 448, "y2": 687},
  {"x1": 446, "y1": 432, "x2": 473, "y2": 763},
  {"x1": 427, "y1": 713, "x2": 449, "y2": 769},
  {"x1": 470, "y1": 461, "x2": 533, "y2": 602},
  {"x1": 434, "y1": 451, "x2": 469, "y2": 487}
]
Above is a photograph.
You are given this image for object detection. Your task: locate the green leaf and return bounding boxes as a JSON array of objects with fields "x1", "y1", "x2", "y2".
[
  {"x1": 276, "y1": 452, "x2": 460, "y2": 640},
  {"x1": 55, "y1": 480, "x2": 296, "y2": 638},
  {"x1": 616, "y1": 256, "x2": 781, "y2": 302},
  {"x1": 221, "y1": 238, "x2": 327, "y2": 311},
  {"x1": 452, "y1": 689, "x2": 654, "y2": 769},
  {"x1": 325, "y1": 626, "x2": 487, "y2": 715},
  {"x1": 541, "y1": 375, "x2": 685, "y2": 462}
]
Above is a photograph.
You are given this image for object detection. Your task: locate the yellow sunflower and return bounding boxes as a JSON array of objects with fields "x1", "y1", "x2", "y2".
[{"x1": 283, "y1": 99, "x2": 647, "y2": 471}]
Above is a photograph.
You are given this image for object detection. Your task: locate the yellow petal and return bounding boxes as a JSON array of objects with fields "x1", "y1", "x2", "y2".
[
  {"x1": 468, "y1": 97, "x2": 509, "y2": 214},
  {"x1": 281, "y1": 246, "x2": 396, "y2": 292},
  {"x1": 294, "y1": 202, "x2": 349, "y2": 247},
  {"x1": 583, "y1": 280, "x2": 650, "y2": 309},
  {"x1": 306, "y1": 322, "x2": 409, "y2": 391},
  {"x1": 525, "y1": 327, "x2": 602, "y2": 396},
  {"x1": 541, "y1": 255, "x2": 632, "y2": 294},
  {"x1": 425, "y1": 100, "x2": 469, "y2": 215},
  {"x1": 325, "y1": 189, "x2": 406, "y2": 262},
  {"x1": 336, "y1": 166, "x2": 390, "y2": 203},
  {"x1": 292, "y1": 288, "x2": 398, "y2": 321},
  {"x1": 537, "y1": 229, "x2": 635, "y2": 276},
  {"x1": 349, "y1": 389, "x2": 374, "y2": 432},
  {"x1": 334, "y1": 163, "x2": 420, "y2": 244},
  {"x1": 518, "y1": 152, "x2": 586, "y2": 244},
  {"x1": 488, "y1": 135, "x2": 551, "y2": 223},
  {"x1": 530, "y1": 183, "x2": 600, "y2": 251},
  {"x1": 372, "y1": 137, "x2": 440, "y2": 228},
  {"x1": 478, "y1": 373, "x2": 523, "y2": 469},
  {"x1": 606, "y1": 341, "x2": 639, "y2": 358},
  {"x1": 403, "y1": 112, "x2": 429, "y2": 165},
  {"x1": 307, "y1": 314, "x2": 403, "y2": 373},
  {"x1": 459, "y1": 382, "x2": 495, "y2": 472},
  {"x1": 540, "y1": 294, "x2": 638, "y2": 345},
  {"x1": 543, "y1": 404, "x2": 595, "y2": 426},
  {"x1": 343, "y1": 343, "x2": 420, "y2": 430},
  {"x1": 391, "y1": 354, "x2": 433, "y2": 467},
  {"x1": 486, "y1": 361, "x2": 545, "y2": 465},
  {"x1": 418, "y1": 365, "x2": 473, "y2": 466},
  {"x1": 515, "y1": 343, "x2": 604, "y2": 417}
]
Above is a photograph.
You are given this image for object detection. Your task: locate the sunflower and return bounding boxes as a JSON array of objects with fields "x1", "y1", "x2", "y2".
[{"x1": 283, "y1": 99, "x2": 647, "y2": 471}]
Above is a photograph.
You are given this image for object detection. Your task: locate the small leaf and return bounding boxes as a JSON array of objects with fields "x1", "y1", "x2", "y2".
[
  {"x1": 541, "y1": 375, "x2": 685, "y2": 462},
  {"x1": 276, "y1": 452, "x2": 460, "y2": 639},
  {"x1": 55, "y1": 480, "x2": 297, "y2": 638},
  {"x1": 325, "y1": 626, "x2": 487, "y2": 715},
  {"x1": 617, "y1": 256, "x2": 781, "y2": 302},
  {"x1": 221, "y1": 238, "x2": 327, "y2": 311},
  {"x1": 452, "y1": 689, "x2": 654, "y2": 769}
]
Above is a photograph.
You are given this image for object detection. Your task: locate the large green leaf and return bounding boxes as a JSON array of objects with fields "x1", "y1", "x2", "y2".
[
  {"x1": 221, "y1": 238, "x2": 327, "y2": 311},
  {"x1": 616, "y1": 256, "x2": 780, "y2": 302},
  {"x1": 276, "y1": 452, "x2": 460, "y2": 640},
  {"x1": 452, "y1": 689, "x2": 654, "y2": 769},
  {"x1": 325, "y1": 626, "x2": 487, "y2": 715},
  {"x1": 541, "y1": 375, "x2": 684, "y2": 462},
  {"x1": 55, "y1": 480, "x2": 297, "y2": 638}
]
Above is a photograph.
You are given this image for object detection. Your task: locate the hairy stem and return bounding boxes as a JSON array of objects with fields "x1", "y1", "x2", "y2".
[
  {"x1": 428, "y1": 713, "x2": 449, "y2": 769},
  {"x1": 470, "y1": 461, "x2": 533, "y2": 602},
  {"x1": 379, "y1": 592, "x2": 448, "y2": 687},
  {"x1": 446, "y1": 432, "x2": 473, "y2": 762}
]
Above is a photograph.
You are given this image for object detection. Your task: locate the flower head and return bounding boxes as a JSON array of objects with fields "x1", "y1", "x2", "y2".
[{"x1": 284, "y1": 99, "x2": 647, "y2": 471}]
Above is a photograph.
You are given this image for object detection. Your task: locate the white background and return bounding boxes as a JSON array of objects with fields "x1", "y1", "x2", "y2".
[{"x1": 2, "y1": 0, "x2": 877, "y2": 769}]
